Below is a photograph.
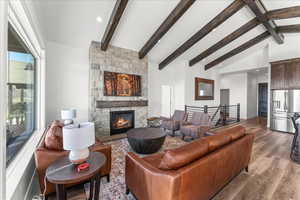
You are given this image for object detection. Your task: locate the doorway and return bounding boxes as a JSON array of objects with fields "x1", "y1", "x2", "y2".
[
  {"x1": 258, "y1": 83, "x2": 268, "y2": 117},
  {"x1": 220, "y1": 89, "x2": 230, "y2": 106},
  {"x1": 220, "y1": 89, "x2": 230, "y2": 116}
]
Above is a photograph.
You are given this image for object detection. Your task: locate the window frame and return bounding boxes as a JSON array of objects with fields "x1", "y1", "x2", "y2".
[{"x1": 5, "y1": 1, "x2": 46, "y2": 199}]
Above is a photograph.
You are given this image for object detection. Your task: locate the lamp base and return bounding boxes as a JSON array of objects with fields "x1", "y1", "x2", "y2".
[{"x1": 69, "y1": 148, "x2": 89, "y2": 164}]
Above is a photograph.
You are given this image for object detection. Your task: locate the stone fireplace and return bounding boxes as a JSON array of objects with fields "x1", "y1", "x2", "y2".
[
  {"x1": 110, "y1": 110, "x2": 135, "y2": 135},
  {"x1": 89, "y1": 42, "x2": 148, "y2": 137}
]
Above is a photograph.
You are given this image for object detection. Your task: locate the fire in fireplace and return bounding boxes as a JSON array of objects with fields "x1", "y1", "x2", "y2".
[{"x1": 110, "y1": 110, "x2": 135, "y2": 135}]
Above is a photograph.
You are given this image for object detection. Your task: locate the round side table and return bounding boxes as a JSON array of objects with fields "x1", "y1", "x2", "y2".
[{"x1": 46, "y1": 152, "x2": 106, "y2": 200}]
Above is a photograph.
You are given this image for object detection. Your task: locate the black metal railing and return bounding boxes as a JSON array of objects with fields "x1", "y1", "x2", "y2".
[{"x1": 185, "y1": 103, "x2": 240, "y2": 128}]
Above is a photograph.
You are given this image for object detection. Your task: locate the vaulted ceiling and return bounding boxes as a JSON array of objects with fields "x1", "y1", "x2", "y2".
[{"x1": 32, "y1": 0, "x2": 300, "y2": 69}]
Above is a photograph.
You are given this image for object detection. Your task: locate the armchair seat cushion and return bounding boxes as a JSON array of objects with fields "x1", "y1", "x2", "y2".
[
  {"x1": 161, "y1": 120, "x2": 180, "y2": 131},
  {"x1": 181, "y1": 125, "x2": 205, "y2": 139},
  {"x1": 180, "y1": 112, "x2": 211, "y2": 139}
]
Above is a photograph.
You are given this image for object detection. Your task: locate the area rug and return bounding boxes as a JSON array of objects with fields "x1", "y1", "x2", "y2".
[{"x1": 85, "y1": 136, "x2": 187, "y2": 200}]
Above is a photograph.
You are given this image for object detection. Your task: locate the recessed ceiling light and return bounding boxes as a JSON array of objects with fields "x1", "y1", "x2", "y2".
[
  {"x1": 96, "y1": 16, "x2": 103, "y2": 23},
  {"x1": 256, "y1": 69, "x2": 260, "y2": 72}
]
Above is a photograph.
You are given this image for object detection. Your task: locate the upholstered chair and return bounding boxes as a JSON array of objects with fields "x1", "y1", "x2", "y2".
[
  {"x1": 160, "y1": 110, "x2": 187, "y2": 136},
  {"x1": 34, "y1": 121, "x2": 111, "y2": 199},
  {"x1": 180, "y1": 112, "x2": 211, "y2": 140}
]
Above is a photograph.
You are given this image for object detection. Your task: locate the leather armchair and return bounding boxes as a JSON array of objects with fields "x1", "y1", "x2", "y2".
[
  {"x1": 180, "y1": 112, "x2": 211, "y2": 140},
  {"x1": 34, "y1": 127, "x2": 112, "y2": 197},
  {"x1": 160, "y1": 110, "x2": 187, "y2": 136}
]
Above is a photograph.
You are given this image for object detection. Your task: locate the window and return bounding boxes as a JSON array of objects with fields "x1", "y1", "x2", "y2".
[{"x1": 6, "y1": 24, "x2": 36, "y2": 166}]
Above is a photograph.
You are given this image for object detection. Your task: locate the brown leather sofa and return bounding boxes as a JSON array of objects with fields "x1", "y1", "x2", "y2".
[
  {"x1": 125, "y1": 125, "x2": 254, "y2": 200},
  {"x1": 35, "y1": 124, "x2": 111, "y2": 198}
]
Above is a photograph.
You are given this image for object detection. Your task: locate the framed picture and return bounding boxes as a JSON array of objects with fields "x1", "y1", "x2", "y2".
[
  {"x1": 104, "y1": 71, "x2": 142, "y2": 96},
  {"x1": 195, "y1": 77, "x2": 214, "y2": 100}
]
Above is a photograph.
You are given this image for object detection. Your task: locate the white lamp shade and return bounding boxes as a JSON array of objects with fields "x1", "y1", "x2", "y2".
[
  {"x1": 63, "y1": 122, "x2": 95, "y2": 150},
  {"x1": 61, "y1": 109, "x2": 76, "y2": 120}
]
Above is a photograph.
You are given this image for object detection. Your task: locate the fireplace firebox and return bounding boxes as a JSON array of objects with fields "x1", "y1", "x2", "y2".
[{"x1": 110, "y1": 110, "x2": 135, "y2": 135}]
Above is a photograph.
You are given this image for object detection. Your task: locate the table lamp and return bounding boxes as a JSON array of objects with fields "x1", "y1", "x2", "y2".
[
  {"x1": 63, "y1": 122, "x2": 95, "y2": 164},
  {"x1": 61, "y1": 109, "x2": 76, "y2": 125}
]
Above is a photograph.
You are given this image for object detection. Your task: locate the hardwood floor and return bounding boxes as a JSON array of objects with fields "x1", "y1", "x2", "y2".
[
  {"x1": 62, "y1": 117, "x2": 300, "y2": 200},
  {"x1": 214, "y1": 117, "x2": 300, "y2": 200}
]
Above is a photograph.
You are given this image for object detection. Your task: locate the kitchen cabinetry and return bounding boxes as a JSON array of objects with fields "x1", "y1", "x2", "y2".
[{"x1": 271, "y1": 58, "x2": 300, "y2": 90}]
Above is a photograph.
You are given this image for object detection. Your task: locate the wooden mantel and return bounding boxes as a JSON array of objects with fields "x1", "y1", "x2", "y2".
[{"x1": 96, "y1": 100, "x2": 148, "y2": 108}]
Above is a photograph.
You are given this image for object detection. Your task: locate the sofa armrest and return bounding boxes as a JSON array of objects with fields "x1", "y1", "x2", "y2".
[
  {"x1": 34, "y1": 148, "x2": 69, "y2": 194},
  {"x1": 125, "y1": 152, "x2": 181, "y2": 200},
  {"x1": 90, "y1": 143, "x2": 112, "y2": 176}
]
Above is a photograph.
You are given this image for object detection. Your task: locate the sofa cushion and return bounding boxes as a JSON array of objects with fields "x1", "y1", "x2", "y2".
[
  {"x1": 159, "y1": 140, "x2": 209, "y2": 170},
  {"x1": 44, "y1": 120, "x2": 64, "y2": 150},
  {"x1": 203, "y1": 134, "x2": 231, "y2": 152},
  {"x1": 221, "y1": 125, "x2": 246, "y2": 141}
]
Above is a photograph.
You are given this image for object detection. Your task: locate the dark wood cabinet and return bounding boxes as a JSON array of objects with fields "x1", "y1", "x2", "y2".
[
  {"x1": 271, "y1": 64, "x2": 285, "y2": 89},
  {"x1": 271, "y1": 58, "x2": 300, "y2": 90}
]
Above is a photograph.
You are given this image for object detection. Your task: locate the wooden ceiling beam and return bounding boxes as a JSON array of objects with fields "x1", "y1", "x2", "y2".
[
  {"x1": 267, "y1": 6, "x2": 300, "y2": 20},
  {"x1": 158, "y1": 0, "x2": 245, "y2": 70},
  {"x1": 277, "y1": 24, "x2": 300, "y2": 33},
  {"x1": 101, "y1": 0, "x2": 129, "y2": 51},
  {"x1": 138, "y1": 0, "x2": 196, "y2": 59},
  {"x1": 189, "y1": 17, "x2": 260, "y2": 66},
  {"x1": 243, "y1": 0, "x2": 284, "y2": 44},
  {"x1": 205, "y1": 31, "x2": 271, "y2": 70}
]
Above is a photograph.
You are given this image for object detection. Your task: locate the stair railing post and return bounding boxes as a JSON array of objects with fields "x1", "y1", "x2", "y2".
[
  {"x1": 222, "y1": 105, "x2": 226, "y2": 126},
  {"x1": 204, "y1": 105, "x2": 208, "y2": 114},
  {"x1": 237, "y1": 103, "x2": 240, "y2": 122}
]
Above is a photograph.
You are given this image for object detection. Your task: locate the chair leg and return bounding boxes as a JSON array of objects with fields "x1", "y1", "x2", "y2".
[
  {"x1": 126, "y1": 186, "x2": 130, "y2": 195},
  {"x1": 182, "y1": 135, "x2": 185, "y2": 140},
  {"x1": 106, "y1": 174, "x2": 110, "y2": 183},
  {"x1": 245, "y1": 166, "x2": 249, "y2": 172}
]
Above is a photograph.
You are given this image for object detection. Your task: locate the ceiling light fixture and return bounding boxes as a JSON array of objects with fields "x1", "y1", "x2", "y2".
[
  {"x1": 96, "y1": 16, "x2": 103, "y2": 23},
  {"x1": 256, "y1": 69, "x2": 260, "y2": 72}
]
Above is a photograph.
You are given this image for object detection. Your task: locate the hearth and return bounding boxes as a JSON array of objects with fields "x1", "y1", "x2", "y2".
[{"x1": 110, "y1": 110, "x2": 135, "y2": 135}]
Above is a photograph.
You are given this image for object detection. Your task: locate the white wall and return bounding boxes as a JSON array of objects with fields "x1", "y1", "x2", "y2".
[
  {"x1": 45, "y1": 41, "x2": 89, "y2": 124},
  {"x1": 148, "y1": 60, "x2": 186, "y2": 117},
  {"x1": 269, "y1": 34, "x2": 300, "y2": 62},
  {"x1": 220, "y1": 73, "x2": 248, "y2": 119},
  {"x1": 219, "y1": 46, "x2": 269, "y2": 74},
  {"x1": 185, "y1": 63, "x2": 221, "y2": 107},
  {"x1": 247, "y1": 73, "x2": 258, "y2": 119}
]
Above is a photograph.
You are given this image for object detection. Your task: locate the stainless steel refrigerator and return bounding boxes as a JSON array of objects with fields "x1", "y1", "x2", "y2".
[{"x1": 271, "y1": 90, "x2": 300, "y2": 133}]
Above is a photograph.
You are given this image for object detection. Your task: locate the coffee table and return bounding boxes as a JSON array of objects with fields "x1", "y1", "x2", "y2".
[
  {"x1": 127, "y1": 128, "x2": 166, "y2": 154},
  {"x1": 46, "y1": 152, "x2": 106, "y2": 200}
]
